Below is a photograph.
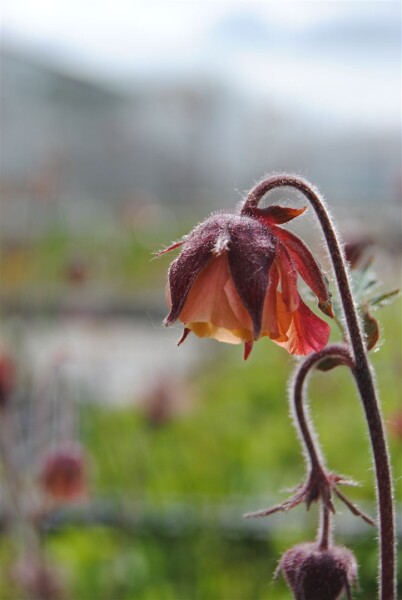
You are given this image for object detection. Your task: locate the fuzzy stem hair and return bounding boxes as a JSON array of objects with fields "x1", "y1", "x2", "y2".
[{"x1": 243, "y1": 174, "x2": 396, "y2": 600}]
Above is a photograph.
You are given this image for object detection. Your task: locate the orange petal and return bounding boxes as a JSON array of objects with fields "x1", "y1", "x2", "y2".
[
  {"x1": 276, "y1": 242, "x2": 299, "y2": 312},
  {"x1": 224, "y1": 277, "x2": 254, "y2": 331},
  {"x1": 275, "y1": 297, "x2": 331, "y2": 355},
  {"x1": 275, "y1": 227, "x2": 333, "y2": 317},
  {"x1": 269, "y1": 290, "x2": 293, "y2": 342},
  {"x1": 179, "y1": 254, "x2": 253, "y2": 343},
  {"x1": 261, "y1": 266, "x2": 288, "y2": 341}
]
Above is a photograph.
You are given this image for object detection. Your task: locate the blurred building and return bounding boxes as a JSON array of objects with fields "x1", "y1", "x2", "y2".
[{"x1": 1, "y1": 45, "x2": 400, "y2": 241}]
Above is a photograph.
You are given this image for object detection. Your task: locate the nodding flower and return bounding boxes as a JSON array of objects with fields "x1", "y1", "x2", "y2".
[{"x1": 159, "y1": 204, "x2": 333, "y2": 359}]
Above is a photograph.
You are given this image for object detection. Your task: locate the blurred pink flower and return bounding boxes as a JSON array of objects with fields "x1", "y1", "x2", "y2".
[{"x1": 38, "y1": 443, "x2": 87, "y2": 502}]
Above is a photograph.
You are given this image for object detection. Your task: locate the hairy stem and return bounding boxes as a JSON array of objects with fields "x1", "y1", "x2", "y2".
[
  {"x1": 291, "y1": 345, "x2": 352, "y2": 553},
  {"x1": 291, "y1": 344, "x2": 353, "y2": 473},
  {"x1": 243, "y1": 175, "x2": 396, "y2": 600},
  {"x1": 318, "y1": 504, "x2": 332, "y2": 551}
]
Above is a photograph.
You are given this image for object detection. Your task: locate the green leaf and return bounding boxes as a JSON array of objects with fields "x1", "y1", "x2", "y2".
[{"x1": 369, "y1": 289, "x2": 400, "y2": 308}]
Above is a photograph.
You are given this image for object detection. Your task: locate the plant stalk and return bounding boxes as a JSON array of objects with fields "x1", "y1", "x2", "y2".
[
  {"x1": 291, "y1": 344, "x2": 353, "y2": 473},
  {"x1": 243, "y1": 175, "x2": 396, "y2": 600}
]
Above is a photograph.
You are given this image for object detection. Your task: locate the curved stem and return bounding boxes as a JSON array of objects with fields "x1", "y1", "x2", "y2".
[
  {"x1": 243, "y1": 175, "x2": 396, "y2": 600},
  {"x1": 318, "y1": 504, "x2": 332, "y2": 551},
  {"x1": 291, "y1": 344, "x2": 353, "y2": 473},
  {"x1": 291, "y1": 344, "x2": 352, "y2": 553}
]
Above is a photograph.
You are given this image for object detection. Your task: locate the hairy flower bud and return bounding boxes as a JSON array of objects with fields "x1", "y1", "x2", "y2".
[{"x1": 277, "y1": 542, "x2": 358, "y2": 600}]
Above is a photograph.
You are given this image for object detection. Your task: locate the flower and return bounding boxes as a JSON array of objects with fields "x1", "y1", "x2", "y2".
[
  {"x1": 38, "y1": 443, "x2": 87, "y2": 502},
  {"x1": 159, "y1": 204, "x2": 333, "y2": 358},
  {"x1": 276, "y1": 542, "x2": 358, "y2": 600}
]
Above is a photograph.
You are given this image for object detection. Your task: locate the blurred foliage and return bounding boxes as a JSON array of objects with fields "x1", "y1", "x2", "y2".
[
  {"x1": 1, "y1": 304, "x2": 398, "y2": 599},
  {"x1": 0, "y1": 229, "x2": 400, "y2": 599},
  {"x1": 0, "y1": 224, "x2": 186, "y2": 302}
]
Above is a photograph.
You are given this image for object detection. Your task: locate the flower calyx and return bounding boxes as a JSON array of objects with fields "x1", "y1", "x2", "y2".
[{"x1": 244, "y1": 466, "x2": 375, "y2": 527}]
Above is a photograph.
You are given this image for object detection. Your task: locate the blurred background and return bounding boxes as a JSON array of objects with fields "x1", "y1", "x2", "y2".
[{"x1": 0, "y1": 1, "x2": 401, "y2": 598}]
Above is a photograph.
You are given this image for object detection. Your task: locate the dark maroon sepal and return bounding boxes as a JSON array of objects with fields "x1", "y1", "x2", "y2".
[
  {"x1": 243, "y1": 341, "x2": 253, "y2": 361},
  {"x1": 164, "y1": 214, "x2": 230, "y2": 326},
  {"x1": 178, "y1": 328, "x2": 191, "y2": 346},
  {"x1": 227, "y1": 217, "x2": 277, "y2": 339},
  {"x1": 155, "y1": 240, "x2": 184, "y2": 257},
  {"x1": 253, "y1": 205, "x2": 307, "y2": 226}
]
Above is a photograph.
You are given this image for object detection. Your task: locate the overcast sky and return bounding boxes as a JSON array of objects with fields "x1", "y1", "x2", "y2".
[{"x1": 2, "y1": 1, "x2": 401, "y2": 127}]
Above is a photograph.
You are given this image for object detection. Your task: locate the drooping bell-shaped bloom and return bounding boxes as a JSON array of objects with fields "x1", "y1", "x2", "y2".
[{"x1": 159, "y1": 204, "x2": 333, "y2": 358}]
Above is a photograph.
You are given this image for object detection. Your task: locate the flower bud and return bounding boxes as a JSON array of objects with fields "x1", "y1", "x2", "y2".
[
  {"x1": 38, "y1": 442, "x2": 87, "y2": 502},
  {"x1": 277, "y1": 542, "x2": 358, "y2": 600}
]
